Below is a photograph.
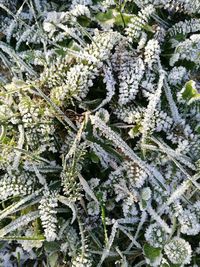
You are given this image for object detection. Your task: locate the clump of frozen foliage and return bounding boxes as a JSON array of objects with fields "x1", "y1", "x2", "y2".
[{"x1": 0, "y1": 0, "x2": 200, "y2": 266}]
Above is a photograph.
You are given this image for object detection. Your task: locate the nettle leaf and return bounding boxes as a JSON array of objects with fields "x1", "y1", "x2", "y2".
[{"x1": 143, "y1": 243, "x2": 162, "y2": 266}]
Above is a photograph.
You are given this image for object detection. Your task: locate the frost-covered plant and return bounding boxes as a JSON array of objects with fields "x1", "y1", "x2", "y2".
[
  {"x1": 0, "y1": 0, "x2": 199, "y2": 266},
  {"x1": 38, "y1": 190, "x2": 58, "y2": 242},
  {"x1": 145, "y1": 223, "x2": 169, "y2": 248},
  {"x1": 164, "y1": 237, "x2": 192, "y2": 265}
]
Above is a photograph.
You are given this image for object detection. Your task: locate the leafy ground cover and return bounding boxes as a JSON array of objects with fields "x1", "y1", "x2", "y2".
[{"x1": 0, "y1": 0, "x2": 200, "y2": 266}]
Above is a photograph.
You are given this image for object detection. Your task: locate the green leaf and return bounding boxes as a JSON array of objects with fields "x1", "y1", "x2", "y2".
[
  {"x1": 95, "y1": 9, "x2": 134, "y2": 27},
  {"x1": 128, "y1": 124, "x2": 141, "y2": 138},
  {"x1": 182, "y1": 80, "x2": 198, "y2": 100},
  {"x1": 140, "y1": 199, "x2": 147, "y2": 210},
  {"x1": 95, "y1": 9, "x2": 114, "y2": 23},
  {"x1": 95, "y1": 9, "x2": 115, "y2": 27},
  {"x1": 89, "y1": 152, "x2": 99, "y2": 163},
  {"x1": 114, "y1": 13, "x2": 134, "y2": 26},
  {"x1": 143, "y1": 24, "x2": 154, "y2": 33},
  {"x1": 0, "y1": 125, "x2": 6, "y2": 140},
  {"x1": 68, "y1": 40, "x2": 81, "y2": 52},
  {"x1": 196, "y1": 124, "x2": 200, "y2": 133},
  {"x1": 48, "y1": 252, "x2": 59, "y2": 267},
  {"x1": 174, "y1": 34, "x2": 185, "y2": 41},
  {"x1": 181, "y1": 80, "x2": 200, "y2": 105},
  {"x1": 188, "y1": 94, "x2": 200, "y2": 104},
  {"x1": 44, "y1": 241, "x2": 60, "y2": 253},
  {"x1": 143, "y1": 243, "x2": 162, "y2": 266}
]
